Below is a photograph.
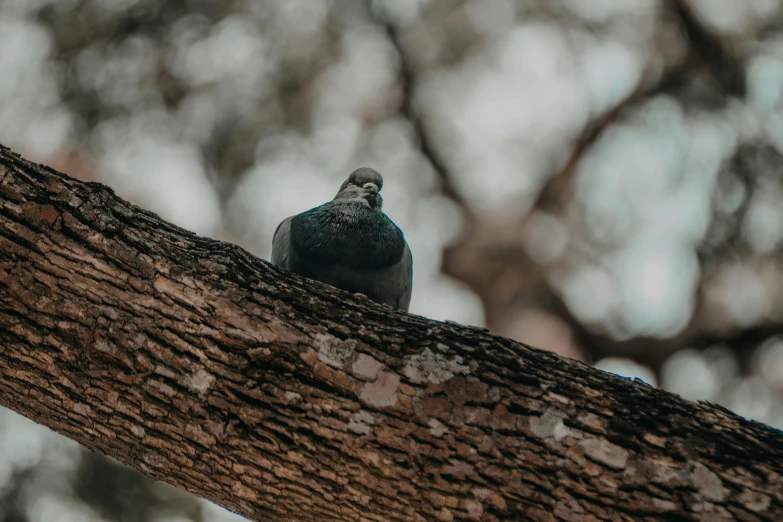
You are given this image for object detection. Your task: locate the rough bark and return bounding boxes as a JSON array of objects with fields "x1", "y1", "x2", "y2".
[{"x1": 0, "y1": 143, "x2": 782, "y2": 522}]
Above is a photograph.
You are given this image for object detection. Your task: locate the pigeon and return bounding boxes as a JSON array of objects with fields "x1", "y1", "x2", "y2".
[{"x1": 271, "y1": 167, "x2": 413, "y2": 311}]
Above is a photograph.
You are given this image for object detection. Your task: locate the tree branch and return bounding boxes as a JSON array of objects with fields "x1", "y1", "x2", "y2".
[
  {"x1": 440, "y1": 0, "x2": 749, "y2": 362},
  {"x1": 669, "y1": 0, "x2": 745, "y2": 97},
  {"x1": 383, "y1": 18, "x2": 472, "y2": 214},
  {"x1": 1, "y1": 144, "x2": 782, "y2": 521}
]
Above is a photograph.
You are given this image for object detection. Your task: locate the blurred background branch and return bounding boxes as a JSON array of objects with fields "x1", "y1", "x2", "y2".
[
  {"x1": 381, "y1": 14, "x2": 472, "y2": 213},
  {"x1": 3, "y1": 0, "x2": 783, "y2": 520}
]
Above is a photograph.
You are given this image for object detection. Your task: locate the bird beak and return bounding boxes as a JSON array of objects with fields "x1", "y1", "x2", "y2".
[{"x1": 360, "y1": 183, "x2": 382, "y2": 209}]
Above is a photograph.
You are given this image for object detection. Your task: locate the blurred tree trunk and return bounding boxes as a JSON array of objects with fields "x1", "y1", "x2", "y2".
[{"x1": 1, "y1": 143, "x2": 782, "y2": 522}]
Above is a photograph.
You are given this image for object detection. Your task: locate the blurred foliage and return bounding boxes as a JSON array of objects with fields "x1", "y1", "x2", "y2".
[{"x1": 2, "y1": 0, "x2": 783, "y2": 520}]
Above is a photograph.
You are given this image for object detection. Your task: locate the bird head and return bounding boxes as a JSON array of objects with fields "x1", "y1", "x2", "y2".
[{"x1": 334, "y1": 167, "x2": 384, "y2": 211}]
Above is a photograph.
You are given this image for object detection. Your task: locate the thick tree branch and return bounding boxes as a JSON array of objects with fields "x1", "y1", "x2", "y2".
[{"x1": 1, "y1": 144, "x2": 782, "y2": 521}]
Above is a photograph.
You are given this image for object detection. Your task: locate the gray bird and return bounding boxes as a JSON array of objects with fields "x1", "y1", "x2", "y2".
[{"x1": 271, "y1": 167, "x2": 413, "y2": 311}]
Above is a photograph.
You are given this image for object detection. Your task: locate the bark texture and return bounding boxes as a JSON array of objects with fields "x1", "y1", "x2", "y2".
[{"x1": 1, "y1": 143, "x2": 782, "y2": 522}]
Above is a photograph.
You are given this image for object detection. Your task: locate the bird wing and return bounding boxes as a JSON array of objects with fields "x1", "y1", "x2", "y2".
[
  {"x1": 270, "y1": 216, "x2": 294, "y2": 269},
  {"x1": 395, "y1": 241, "x2": 413, "y2": 312}
]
